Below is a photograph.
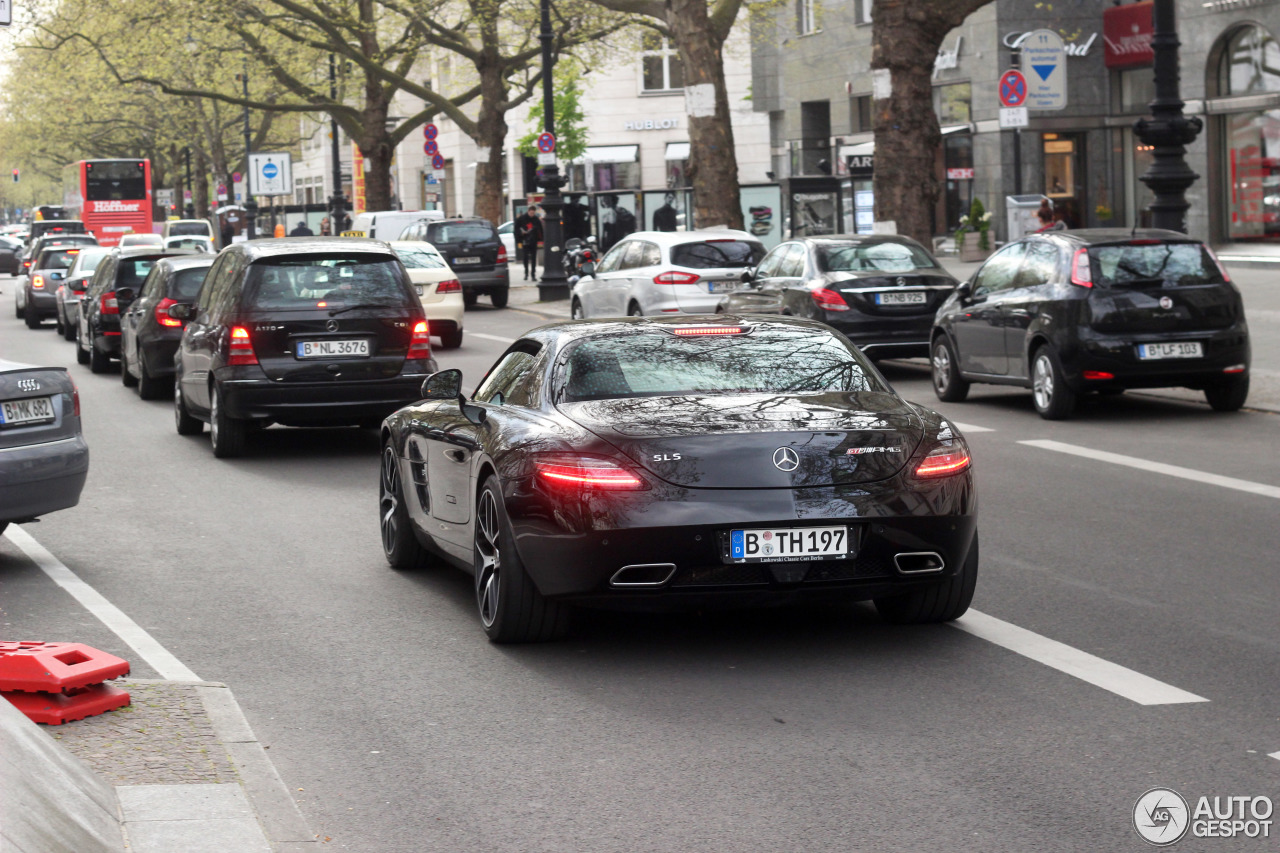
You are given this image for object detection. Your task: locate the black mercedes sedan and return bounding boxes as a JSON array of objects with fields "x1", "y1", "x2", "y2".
[
  {"x1": 716, "y1": 235, "x2": 957, "y2": 360},
  {"x1": 930, "y1": 229, "x2": 1251, "y2": 419},
  {"x1": 380, "y1": 316, "x2": 978, "y2": 643},
  {"x1": 121, "y1": 255, "x2": 214, "y2": 399}
]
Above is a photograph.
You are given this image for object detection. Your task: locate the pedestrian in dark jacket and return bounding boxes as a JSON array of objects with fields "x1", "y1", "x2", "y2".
[
  {"x1": 515, "y1": 206, "x2": 543, "y2": 280},
  {"x1": 290, "y1": 221, "x2": 314, "y2": 237}
]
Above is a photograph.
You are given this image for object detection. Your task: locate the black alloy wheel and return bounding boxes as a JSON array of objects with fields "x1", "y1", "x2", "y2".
[
  {"x1": 931, "y1": 336, "x2": 969, "y2": 403},
  {"x1": 88, "y1": 335, "x2": 110, "y2": 374},
  {"x1": 474, "y1": 478, "x2": 569, "y2": 643},
  {"x1": 874, "y1": 533, "x2": 979, "y2": 624},
  {"x1": 137, "y1": 356, "x2": 166, "y2": 400},
  {"x1": 209, "y1": 384, "x2": 246, "y2": 458},
  {"x1": 1030, "y1": 345, "x2": 1076, "y2": 420},
  {"x1": 75, "y1": 326, "x2": 89, "y2": 364},
  {"x1": 1205, "y1": 375, "x2": 1249, "y2": 412},
  {"x1": 174, "y1": 379, "x2": 202, "y2": 435},
  {"x1": 379, "y1": 442, "x2": 434, "y2": 570}
]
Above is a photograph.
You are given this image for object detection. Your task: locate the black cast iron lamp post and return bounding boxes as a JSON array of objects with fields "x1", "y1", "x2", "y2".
[
  {"x1": 328, "y1": 53, "x2": 350, "y2": 235},
  {"x1": 1134, "y1": 0, "x2": 1202, "y2": 233},
  {"x1": 238, "y1": 62, "x2": 257, "y2": 239},
  {"x1": 536, "y1": 0, "x2": 569, "y2": 300}
]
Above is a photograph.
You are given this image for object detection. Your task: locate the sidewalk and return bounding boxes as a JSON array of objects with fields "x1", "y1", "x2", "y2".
[{"x1": 2, "y1": 678, "x2": 316, "y2": 852}]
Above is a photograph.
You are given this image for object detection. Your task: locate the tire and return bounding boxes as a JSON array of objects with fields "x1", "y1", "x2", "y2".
[
  {"x1": 1030, "y1": 345, "x2": 1076, "y2": 420},
  {"x1": 931, "y1": 336, "x2": 969, "y2": 402},
  {"x1": 89, "y1": 338, "x2": 111, "y2": 374},
  {"x1": 627, "y1": 302, "x2": 643, "y2": 318},
  {"x1": 13, "y1": 296, "x2": 21, "y2": 319},
  {"x1": 121, "y1": 352, "x2": 138, "y2": 388},
  {"x1": 463, "y1": 291, "x2": 478, "y2": 308},
  {"x1": 490, "y1": 288, "x2": 509, "y2": 309},
  {"x1": 75, "y1": 327, "x2": 89, "y2": 365},
  {"x1": 570, "y1": 299, "x2": 585, "y2": 320},
  {"x1": 874, "y1": 533, "x2": 979, "y2": 624},
  {"x1": 474, "y1": 478, "x2": 570, "y2": 643},
  {"x1": 209, "y1": 383, "x2": 247, "y2": 458},
  {"x1": 137, "y1": 356, "x2": 167, "y2": 400},
  {"x1": 379, "y1": 442, "x2": 435, "y2": 570},
  {"x1": 64, "y1": 312, "x2": 78, "y2": 341},
  {"x1": 1205, "y1": 375, "x2": 1249, "y2": 412},
  {"x1": 0, "y1": 521, "x2": 7, "y2": 538},
  {"x1": 174, "y1": 379, "x2": 203, "y2": 435},
  {"x1": 55, "y1": 309, "x2": 64, "y2": 337},
  {"x1": 438, "y1": 328, "x2": 463, "y2": 350},
  {"x1": 24, "y1": 301, "x2": 40, "y2": 329}
]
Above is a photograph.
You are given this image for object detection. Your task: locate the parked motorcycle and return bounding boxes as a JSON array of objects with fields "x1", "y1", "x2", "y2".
[{"x1": 563, "y1": 236, "x2": 597, "y2": 280}]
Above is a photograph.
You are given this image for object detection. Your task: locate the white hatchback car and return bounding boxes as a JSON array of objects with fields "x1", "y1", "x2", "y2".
[
  {"x1": 570, "y1": 230, "x2": 765, "y2": 319},
  {"x1": 390, "y1": 241, "x2": 464, "y2": 349}
]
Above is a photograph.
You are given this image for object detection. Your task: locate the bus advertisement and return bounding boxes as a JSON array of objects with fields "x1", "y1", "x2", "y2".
[{"x1": 61, "y1": 159, "x2": 153, "y2": 247}]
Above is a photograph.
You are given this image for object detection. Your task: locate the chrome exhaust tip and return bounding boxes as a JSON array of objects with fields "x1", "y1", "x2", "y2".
[
  {"x1": 609, "y1": 563, "x2": 677, "y2": 588},
  {"x1": 893, "y1": 552, "x2": 946, "y2": 574}
]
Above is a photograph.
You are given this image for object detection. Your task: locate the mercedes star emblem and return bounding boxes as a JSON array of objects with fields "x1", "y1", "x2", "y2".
[
  {"x1": 326, "y1": 319, "x2": 339, "y2": 332},
  {"x1": 896, "y1": 277, "x2": 906, "y2": 287},
  {"x1": 773, "y1": 447, "x2": 800, "y2": 472},
  {"x1": 1159, "y1": 296, "x2": 1173, "y2": 310}
]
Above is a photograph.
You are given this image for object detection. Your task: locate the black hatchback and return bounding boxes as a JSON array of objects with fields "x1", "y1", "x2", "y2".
[
  {"x1": 120, "y1": 255, "x2": 214, "y2": 399},
  {"x1": 718, "y1": 235, "x2": 958, "y2": 359},
  {"x1": 77, "y1": 248, "x2": 187, "y2": 374},
  {"x1": 399, "y1": 217, "x2": 509, "y2": 308},
  {"x1": 930, "y1": 229, "x2": 1251, "y2": 419},
  {"x1": 172, "y1": 238, "x2": 437, "y2": 458}
]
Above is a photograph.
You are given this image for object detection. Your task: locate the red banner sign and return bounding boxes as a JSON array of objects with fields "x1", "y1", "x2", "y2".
[{"x1": 1103, "y1": 1, "x2": 1154, "y2": 70}]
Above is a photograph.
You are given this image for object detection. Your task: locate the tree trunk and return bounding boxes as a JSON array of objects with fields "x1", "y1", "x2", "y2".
[
  {"x1": 472, "y1": 65, "x2": 508, "y2": 225},
  {"x1": 669, "y1": 0, "x2": 742, "y2": 230},
  {"x1": 359, "y1": 93, "x2": 394, "y2": 212},
  {"x1": 871, "y1": 0, "x2": 990, "y2": 244},
  {"x1": 195, "y1": 148, "x2": 210, "y2": 219}
]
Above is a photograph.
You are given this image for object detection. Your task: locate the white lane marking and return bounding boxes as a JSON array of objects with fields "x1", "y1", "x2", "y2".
[
  {"x1": 1270, "y1": 751, "x2": 1280, "y2": 762},
  {"x1": 469, "y1": 332, "x2": 517, "y2": 344},
  {"x1": 950, "y1": 421, "x2": 994, "y2": 433},
  {"x1": 1021, "y1": 439, "x2": 1280, "y2": 500},
  {"x1": 953, "y1": 610, "x2": 1208, "y2": 705},
  {"x1": 3, "y1": 526, "x2": 201, "y2": 681}
]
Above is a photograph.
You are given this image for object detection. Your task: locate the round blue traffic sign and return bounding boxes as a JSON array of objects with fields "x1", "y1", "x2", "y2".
[
  {"x1": 424, "y1": 140, "x2": 439, "y2": 157},
  {"x1": 431, "y1": 154, "x2": 445, "y2": 170},
  {"x1": 424, "y1": 123, "x2": 438, "y2": 141},
  {"x1": 262, "y1": 162, "x2": 279, "y2": 180},
  {"x1": 536, "y1": 132, "x2": 556, "y2": 154},
  {"x1": 999, "y1": 70, "x2": 1027, "y2": 108}
]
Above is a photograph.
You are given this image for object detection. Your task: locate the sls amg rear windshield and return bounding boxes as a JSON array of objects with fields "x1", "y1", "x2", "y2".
[
  {"x1": 559, "y1": 328, "x2": 887, "y2": 402},
  {"x1": 1089, "y1": 243, "x2": 1225, "y2": 287}
]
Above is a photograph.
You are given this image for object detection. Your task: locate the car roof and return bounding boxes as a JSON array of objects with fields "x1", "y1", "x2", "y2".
[
  {"x1": 526, "y1": 313, "x2": 834, "y2": 349},
  {"x1": 224, "y1": 236, "x2": 397, "y2": 261},
  {"x1": 389, "y1": 240, "x2": 443, "y2": 253},
  {"x1": 155, "y1": 255, "x2": 216, "y2": 271},
  {"x1": 790, "y1": 234, "x2": 932, "y2": 249},
  {"x1": 619, "y1": 229, "x2": 758, "y2": 245},
  {"x1": 1038, "y1": 228, "x2": 1202, "y2": 246},
  {"x1": 113, "y1": 247, "x2": 197, "y2": 259}
]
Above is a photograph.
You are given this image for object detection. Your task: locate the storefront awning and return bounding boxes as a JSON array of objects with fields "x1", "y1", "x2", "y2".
[
  {"x1": 580, "y1": 145, "x2": 639, "y2": 164},
  {"x1": 665, "y1": 142, "x2": 690, "y2": 161},
  {"x1": 841, "y1": 124, "x2": 969, "y2": 159}
]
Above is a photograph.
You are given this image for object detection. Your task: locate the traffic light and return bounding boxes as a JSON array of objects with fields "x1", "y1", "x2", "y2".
[{"x1": 11, "y1": 169, "x2": 17, "y2": 183}]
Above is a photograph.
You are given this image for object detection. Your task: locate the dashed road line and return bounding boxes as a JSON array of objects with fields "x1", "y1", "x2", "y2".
[
  {"x1": 950, "y1": 421, "x2": 994, "y2": 433},
  {"x1": 1020, "y1": 439, "x2": 1280, "y2": 500},
  {"x1": 3, "y1": 526, "x2": 200, "y2": 681},
  {"x1": 953, "y1": 610, "x2": 1209, "y2": 705},
  {"x1": 469, "y1": 332, "x2": 517, "y2": 344}
]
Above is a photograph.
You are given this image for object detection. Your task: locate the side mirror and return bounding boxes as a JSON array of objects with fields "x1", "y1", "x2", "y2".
[
  {"x1": 115, "y1": 287, "x2": 136, "y2": 301},
  {"x1": 51, "y1": 271, "x2": 64, "y2": 281},
  {"x1": 70, "y1": 279, "x2": 89, "y2": 293},
  {"x1": 740, "y1": 267, "x2": 755, "y2": 284},
  {"x1": 421, "y1": 368, "x2": 463, "y2": 401},
  {"x1": 956, "y1": 280, "x2": 972, "y2": 300},
  {"x1": 167, "y1": 303, "x2": 194, "y2": 321}
]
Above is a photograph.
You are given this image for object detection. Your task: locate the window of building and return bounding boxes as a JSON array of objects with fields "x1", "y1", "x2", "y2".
[
  {"x1": 855, "y1": 0, "x2": 872, "y2": 25},
  {"x1": 1119, "y1": 68, "x2": 1155, "y2": 114},
  {"x1": 849, "y1": 95, "x2": 873, "y2": 133},
  {"x1": 934, "y1": 82, "x2": 972, "y2": 126},
  {"x1": 796, "y1": 0, "x2": 817, "y2": 35},
  {"x1": 1043, "y1": 134, "x2": 1076, "y2": 199},
  {"x1": 1218, "y1": 24, "x2": 1280, "y2": 96},
  {"x1": 641, "y1": 33, "x2": 684, "y2": 92}
]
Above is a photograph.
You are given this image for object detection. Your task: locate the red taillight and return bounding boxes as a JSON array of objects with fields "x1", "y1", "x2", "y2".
[
  {"x1": 535, "y1": 457, "x2": 645, "y2": 490},
  {"x1": 71, "y1": 379, "x2": 80, "y2": 418},
  {"x1": 31, "y1": 274, "x2": 45, "y2": 289},
  {"x1": 1207, "y1": 247, "x2": 1232, "y2": 283},
  {"x1": 1082, "y1": 370, "x2": 1114, "y2": 381},
  {"x1": 915, "y1": 449, "x2": 972, "y2": 478},
  {"x1": 582, "y1": 250, "x2": 594, "y2": 261},
  {"x1": 67, "y1": 249, "x2": 80, "y2": 255},
  {"x1": 496, "y1": 246, "x2": 508, "y2": 264},
  {"x1": 100, "y1": 292, "x2": 119, "y2": 314},
  {"x1": 1223, "y1": 364, "x2": 1247, "y2": 374},
  {"x1": 407, "y1": 320, "x2": 432, "y2": 359},
  {"x1": 810, "y1": 288, "x2": 850, "y2": 311},
  {"x1": 1070, "y1": 248, "x2": 1093, "y2": 288},
  {"x1": 155, "y1": 297, "x2": 182, "y2": 327},
  {"x1": 227, "y1": 326, "x2": 258, "y2": 365},
  {"x1": 436, "y1": 279, "x2": 461, "y2": 294},
  {"x1": 22, "y1": 259, "x2": 31, "y2": 270},
  {"x1": 670, "y1": 325, "x2": 747, "y2": 336},
  {"x1": 653, "y1": 271, "x2": 700, "y2": 285}
]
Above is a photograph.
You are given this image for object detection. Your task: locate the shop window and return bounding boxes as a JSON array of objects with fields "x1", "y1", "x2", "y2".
[
  {"x1": 1120, "y1": 68, "x2": 1155, "y2": 114},
  {"x1": 1218, "y1": 25, "x2": 1280, "y2": 96},
  {"x1": 796, "y1": 0, "x2": 817, "y2": 35},
  {"x1": 934, "y1": 82, "x2": 972, "y2": 126},
  {"x1": 1223, "y1": 108, "x2": 1280, "y2": 241},
  {"x1": 849, "y1": 95, "x2": 873, "y2": 133},
  {"x1": 641, "y1": 34, "x2": 684, "y2": 92},
  {"x1": 855, "y1": 0, "x2": 872, "y2": 25},
  {"x1": 593, "y1": 161, "x2": 641, "y2": 191},
  {"x1": 1043, "y1": 135, "x2": 1075, "y2": 198}
]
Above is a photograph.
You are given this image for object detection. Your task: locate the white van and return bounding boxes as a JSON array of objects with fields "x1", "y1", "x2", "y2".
[
  {"x1": 347, "y1": 210, "x2": 444, "y2": 241},
  {"x1": 162, "y1": 219, "x2": 214, "y2": 239}
]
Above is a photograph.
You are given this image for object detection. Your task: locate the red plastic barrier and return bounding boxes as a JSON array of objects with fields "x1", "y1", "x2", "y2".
[
  {"x1": 3, "y1": 684, "x2": 131, "y2": 725},
  {"x1": 0, "y1": 642, "x2": 130, "y2": 693}
]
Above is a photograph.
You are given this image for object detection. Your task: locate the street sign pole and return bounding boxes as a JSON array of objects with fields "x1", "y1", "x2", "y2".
[{"x1": 535, "y1": 0, "x2": 569, "y2": 300}]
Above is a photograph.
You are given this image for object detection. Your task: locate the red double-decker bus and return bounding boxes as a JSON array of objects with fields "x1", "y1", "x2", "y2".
[{"x1": 61, "y1": 159, "x2": 153, "y2": 247}]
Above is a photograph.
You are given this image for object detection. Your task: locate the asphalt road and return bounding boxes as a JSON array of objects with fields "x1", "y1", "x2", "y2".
[{"x1": 3, "y1": 271, "x2": 1279, "y2": 851}]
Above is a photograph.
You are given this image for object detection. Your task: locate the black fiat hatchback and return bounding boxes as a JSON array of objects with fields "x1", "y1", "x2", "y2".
[
  {"x1": 172, "y1": 238, "x2": 437, "y2": 458},
  {"x1": 930, "y1": 229, "x2": 1250, "y2": 419}
]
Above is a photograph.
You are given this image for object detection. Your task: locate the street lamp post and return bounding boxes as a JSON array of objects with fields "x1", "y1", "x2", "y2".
[
  {"x1": 1134, "y1": 0, "x2": 1202, "y2": 233},
  {"x1": 328, "y1": 54, "x2": 350, "y2": 235},
  {"x1": 535, "y1": 0, "x2": 569, "y2": 300},
  {"x1": 183, "y1": 147, "x2": 195, "y2": 219},
  {"x1": 238, "y1": 62, "x2": 257, "y2": 239}
]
